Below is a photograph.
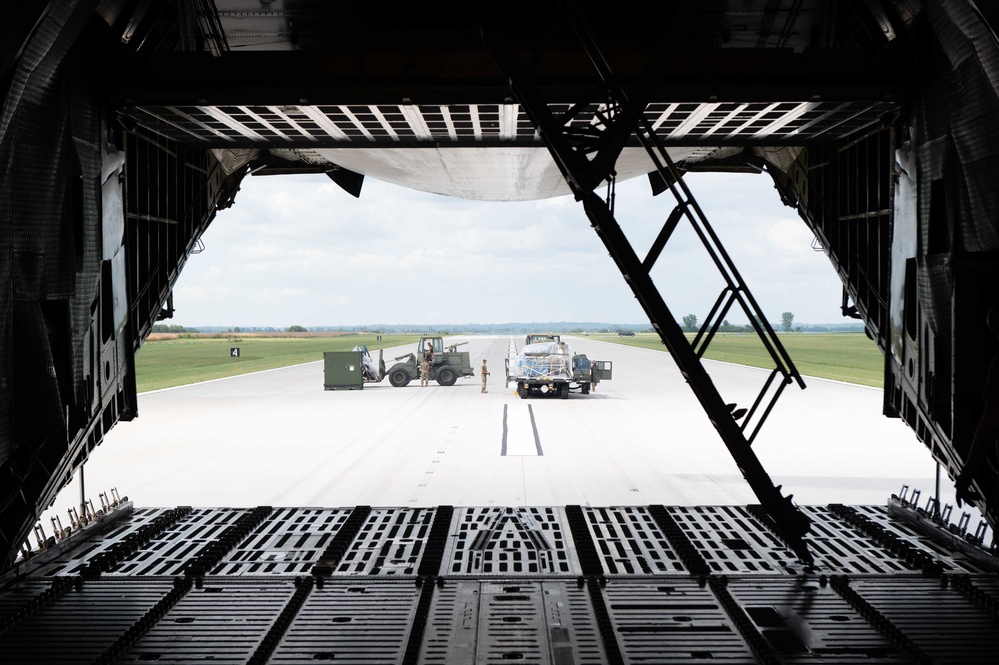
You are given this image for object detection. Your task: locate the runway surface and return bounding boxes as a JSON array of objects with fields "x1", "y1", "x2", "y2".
[
  {"x1": 16, "y1": 340, "x2": 999, "y2": 665},
  {"x1": 45, "y1": 336, "x2": 943, "y2": 519}
]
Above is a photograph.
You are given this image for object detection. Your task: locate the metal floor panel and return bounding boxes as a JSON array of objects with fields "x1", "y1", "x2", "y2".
[
  {"x1": 669, "y1": 506, "x2": 798, "y2": 574},
  {"x1": 108, "y1": 508, "x2": 252, "y2": 577},
  {"x1": 269, "y1": 579, "x2": 422, "y2": 664},
  {"x1": 29, "y1": 508, "x2": 174, "y2": 577},
  {"x1": 336, "y1": 507, "x2": 438, "y2": 576},
  {"x1": 217, "y1": 508, "x2": 352, "y2": 576},
  {"x1": 445, "y1": 507, "x2": 579, "y2": 576},
  {"x1": 850, "y1": 577, "x2": 999, "y2": 665},
  {"x1": 0, "y1": 579, "x2": 66, "y2": 627},
  {"x1": 854, "y1": 504, "x2": 997, "y2": 574},
  {"x1": 725, "y1": 578, "x2": 907, "y2": 663},
  {"x1": 800, "y1": 506, "x2": 917, "y2": 574},
  {"x1": 2, "y1": 504, "x2": 997, "y2": 664},
  {"x1": 0, "y1": 579, "x2": 175, "y2": 664},
  {"x1": 119, "y1": 578, "x2": 295, "y2": 663},
  {"x1": 480, "y1": 581, "x2": 599, "y2": 665},
  {"x1": 583, "y1": 506, "x2": 684, "y2": 575},
  {"x1": 602, "y1": 580, "x2": 757, "y2": 663},
  {"x1": 419, "y1": 579, "x2": 608, "y2": 665}
]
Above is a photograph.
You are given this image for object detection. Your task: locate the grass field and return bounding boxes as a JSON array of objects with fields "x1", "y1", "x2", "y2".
[
  {"x1": 135, "y1": 331, "x2": 884, "y2": 392},
  {"x1": 591, "y1": 332, "x2": 884, "y2": 387},
  {"x1": 135, "y1": 334, "x2": 420, "y2": 392}
]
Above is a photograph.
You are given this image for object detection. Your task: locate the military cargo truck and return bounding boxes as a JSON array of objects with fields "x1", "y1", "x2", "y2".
[{"x1": 506, "y1": 336, "x2": 611, "y2": 398}]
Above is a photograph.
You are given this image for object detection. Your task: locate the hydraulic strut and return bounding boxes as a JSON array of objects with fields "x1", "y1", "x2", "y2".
[{"x1": 470, "y1": 1, "x2": 814, "y2": 564}]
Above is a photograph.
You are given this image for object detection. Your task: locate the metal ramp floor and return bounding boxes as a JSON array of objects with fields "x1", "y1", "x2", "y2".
[{"x1": 2, "y1": 500, "x2": 997, "y2": 664}]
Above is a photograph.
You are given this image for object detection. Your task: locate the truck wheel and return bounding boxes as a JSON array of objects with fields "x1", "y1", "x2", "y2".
[
  {"x1": 560, "y1": 383, "x2": 569, "y2": 399},
  {"x1": 518, "y1": 383, "x2": 528, "y2": 399},
  {"x1": 581, "y1": 384, "x2": 590, "y2": 395},
  {"x1": 436, "y1": 365, "x2": 457, "y2": 386},
  {"x1": 389, "y1": 367, "x2": 411, "y2": 387}
]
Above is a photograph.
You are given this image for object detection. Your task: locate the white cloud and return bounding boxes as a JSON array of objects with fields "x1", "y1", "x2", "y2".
[
  {"x1": 242, "y1": 243, "x2": 288, "y2": 260},
  {"x1": 174, "y1": 283, "x2": 234, "y2": 302},
  {"x1": 767, "y1": 217, "x2": 817, "y2": 257},
  {"x1": 171, "y1": 171, "x2": 846, "y2": 328}
]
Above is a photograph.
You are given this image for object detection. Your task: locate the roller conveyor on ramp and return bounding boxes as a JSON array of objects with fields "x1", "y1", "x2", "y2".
[{"x1": 2, "y1": 499, "x2": 997, "y2": 664}]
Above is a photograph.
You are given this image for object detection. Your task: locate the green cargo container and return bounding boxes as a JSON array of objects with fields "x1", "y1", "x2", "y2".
[{"x1": 323, "y1": 351, "x2": 365, "y2": 390}]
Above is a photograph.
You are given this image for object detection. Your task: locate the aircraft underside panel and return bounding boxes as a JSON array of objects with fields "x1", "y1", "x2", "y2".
[
  {"x1": 0, "y1": 3, "x2": 249, "y2": 570},
  {"x1": 0, "y1": 0, "x2": 136, "y2": 577},
  {"x1": 1, "y1": 501, "x2": 997, "y2": 662},
  {"x1": 766, "y1": 0, "x2": 999, "y2": 534}
]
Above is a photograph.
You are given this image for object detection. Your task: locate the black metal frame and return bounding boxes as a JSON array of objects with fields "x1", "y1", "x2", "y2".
[{"x1": 470, "y1": 1, "x2": 813, "y2": 563}]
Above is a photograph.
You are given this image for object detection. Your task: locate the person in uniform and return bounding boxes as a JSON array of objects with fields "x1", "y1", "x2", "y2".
[
  {"x1": 480, "y1": 359, "x2": 489, "y2": 393},
  {"x1": 420, "y1": 357, "x2": 430, "y2": 387}
]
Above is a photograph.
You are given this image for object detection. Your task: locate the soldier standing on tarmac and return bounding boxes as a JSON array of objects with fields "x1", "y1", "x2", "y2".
[
  {"x1": 481, "y1": 359, "x2": 489, "y2": 393},
  {"x1": 420, "y1": 357, "x2": 430, "y2": 387}
]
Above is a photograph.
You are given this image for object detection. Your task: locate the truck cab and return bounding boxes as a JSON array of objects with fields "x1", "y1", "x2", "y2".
[
  {"x1": 525, "y1": 333, "x2": 560, "y2": 345},
  {"x1": 419, "y1": 336, "x2": 445, "y2": 361},
  {"x1": 572, "y1": 355, "x2": 613, "y2": 393}
]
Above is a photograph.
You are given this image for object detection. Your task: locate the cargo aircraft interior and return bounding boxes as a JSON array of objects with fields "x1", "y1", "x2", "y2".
[{"x1": 2, "y1": 1, "x2": 999, "y2": 662}]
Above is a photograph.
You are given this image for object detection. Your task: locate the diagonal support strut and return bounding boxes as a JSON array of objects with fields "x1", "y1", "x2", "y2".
[{"x1": 470, "y1": 1, "x2": 814, "y2": 564}]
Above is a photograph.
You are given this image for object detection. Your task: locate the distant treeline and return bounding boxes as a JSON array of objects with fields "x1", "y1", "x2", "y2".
[
  {"x1": 175, "y1": 321, "x2": 866, "y2": 334},
  {"x1": 691, "y1": 321, "x2": 866, "y2": 334},
  {"x1": 151, "y1": 324, "x2": 200, "y2": 333}
]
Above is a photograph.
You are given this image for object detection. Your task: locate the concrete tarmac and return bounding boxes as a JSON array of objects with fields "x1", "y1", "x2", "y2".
[{"x1": 44, "y1": 336, "x2": 946, "y2": 521}]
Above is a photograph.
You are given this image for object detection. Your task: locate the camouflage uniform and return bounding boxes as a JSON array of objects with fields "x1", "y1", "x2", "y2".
[
  {"x1": 481, "y1": 360, "x2": 489, "y2": 393},
  {"x1": 420, "y1": 359, "x2": 430, "y2": 387}
]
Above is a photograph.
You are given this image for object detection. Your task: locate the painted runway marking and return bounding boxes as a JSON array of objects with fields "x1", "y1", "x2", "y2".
[
  {"x1": 501, "y1": 404, "x2": 508, "y2": 456},
  {"x1": 528, "y1": 405, "x2": 544, "y2": 456},
  {"x1": 502, "y1": 404, "x2": 543, "y2": 456}
]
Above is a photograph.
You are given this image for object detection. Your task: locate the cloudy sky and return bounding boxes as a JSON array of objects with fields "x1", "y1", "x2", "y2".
[{"x1": 171, "y1": 169, "x2": 845, "y2": 329}]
